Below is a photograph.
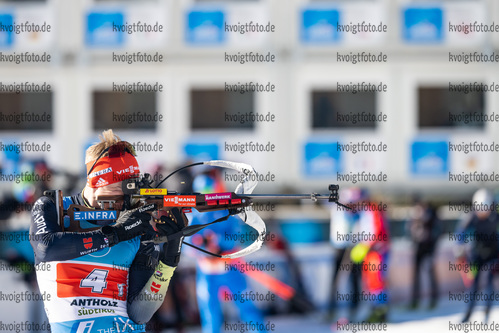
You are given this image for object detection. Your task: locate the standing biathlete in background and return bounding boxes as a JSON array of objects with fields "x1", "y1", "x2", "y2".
[
  {"x1": 348, "y1": 188, "x2": 390, "y2": 323},
  {"x1": 328, "y1": 188, "x2": 362, "y2": 322},
  {"x1": 454, "y1": 188, "x2": 499, "y2": 323},
  {"x1": 407, "y1": 197, "x2": 440, "y2": 310},
  {"x1": 29, "y1": 130, "x2": 187, "y2": 332},
  {"x1": 187, "y1": 172, "x2": 266, "y2": 333}
]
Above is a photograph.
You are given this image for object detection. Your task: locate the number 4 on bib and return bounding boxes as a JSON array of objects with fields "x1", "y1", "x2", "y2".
[{"x1": 80, "y1": 269, "x2": 109, "y2": 293}]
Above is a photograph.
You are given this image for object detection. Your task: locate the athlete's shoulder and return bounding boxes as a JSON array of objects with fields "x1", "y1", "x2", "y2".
[{"x1": 31, "y1": 195, "x2": 56, "y2": 216}]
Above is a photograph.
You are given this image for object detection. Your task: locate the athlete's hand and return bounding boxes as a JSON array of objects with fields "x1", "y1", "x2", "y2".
[
  {"x1": 155, "y1": 208, "x2": 188, "y2": 267},
  {"x1": 101, "y1": 204, "x2": 156, "y2": 247}
]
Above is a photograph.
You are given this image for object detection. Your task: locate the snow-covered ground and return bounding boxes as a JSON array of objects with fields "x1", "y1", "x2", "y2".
[
  {"x1": 1, "y1": 262, "x2": 497, "y2": 333},
  {"x1": 180, "y1": 300, "x2": 498, "y2": 333}
]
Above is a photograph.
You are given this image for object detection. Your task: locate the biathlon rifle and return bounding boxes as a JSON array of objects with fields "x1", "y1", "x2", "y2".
[{"x1": 60, "y1": 160, "x2": 350, "y2": 259}]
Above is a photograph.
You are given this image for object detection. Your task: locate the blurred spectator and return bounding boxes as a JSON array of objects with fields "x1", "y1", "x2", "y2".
[
  {"x1": 454, "y1": 188, "x2": 499, "y2": 323},
  {"x1": 1, "y1": 158, "x2": 53, "y2": 333},
  {"x1": 407, "y1": 196, "x2": 440, "y2": 309}
]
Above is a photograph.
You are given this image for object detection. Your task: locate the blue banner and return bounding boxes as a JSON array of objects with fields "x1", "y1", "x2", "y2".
[
  {"x1": 403, "y1": 7, "x2": 443, "y2": 43},
  {"x1": 86, "y1": 12, "x2": 124, "y2": 47},
  {"x1": 301, "y1": 9, "x2": 340, "y2": 43},
  {"x1": 410, "y1": 140, "x2": 448, "y2": 176},
  {"x1": 304, "y1": 141, "x2": 341, "y2": 177},
  {"x1": 0, "y1": 14, "x2": 14, "y2": 48},
  {"x1": 184, "y1": 142, "x2": 219, "y2": 161},
  {"x1": 186, "y1": 9, "x2": 225, "y2": 45}
]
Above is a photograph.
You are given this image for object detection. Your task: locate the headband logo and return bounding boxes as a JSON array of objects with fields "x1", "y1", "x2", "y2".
[{"x1": 88, "y1": 167, "x2": 113, "y2": 179}]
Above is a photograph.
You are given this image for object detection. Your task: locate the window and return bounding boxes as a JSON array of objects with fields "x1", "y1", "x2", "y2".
[
  {"x1": 0, "y1": 92, "x2": 52, "y2": 131},
  {"x1": 311, "y1": 90, "x2": 377, "y2": 129},
  {"x1": 418, "y1": 87, "x2": 484, "y2": 128},
  {"x1": 190, "y1": 89, "x2": 254, "y2": 129},
  {"x1": 92, "y1": 91, "x2": 157, "y2": 130}
]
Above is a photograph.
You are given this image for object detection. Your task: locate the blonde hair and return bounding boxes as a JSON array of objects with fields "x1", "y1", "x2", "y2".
[{"x1": 85, "y1": 129, "x2": 122, "y2": 164}]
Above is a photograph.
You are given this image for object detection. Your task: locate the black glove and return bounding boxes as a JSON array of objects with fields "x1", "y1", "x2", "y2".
[
  {"x1": 155, "y1": 208, "x2": 188, "y2": 267},
  {"x1": 101, "y1": 204, "x2": 156, "y2": 247}
]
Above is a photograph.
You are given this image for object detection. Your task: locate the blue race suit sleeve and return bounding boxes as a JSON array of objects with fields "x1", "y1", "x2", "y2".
[{"x1": 30, "y1": 196, "x2": 110, "y2": 265}]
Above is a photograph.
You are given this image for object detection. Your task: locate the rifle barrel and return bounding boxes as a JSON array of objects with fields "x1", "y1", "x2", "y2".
[
  {"x1": 245, "y1": 194, "x2": 330, "y2": 200},
  {"x1": 126, "y1": 193, "x2": 335, "y2": 201}
]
